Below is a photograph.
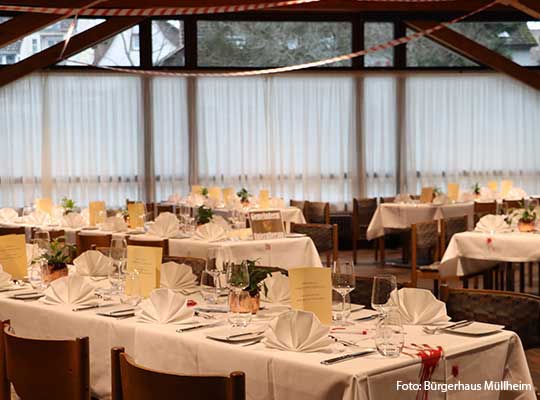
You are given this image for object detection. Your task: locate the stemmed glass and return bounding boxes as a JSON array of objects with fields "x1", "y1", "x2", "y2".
[
  {"x1": 226, "y1": 263, "x2": 252, "y2": 328},
  {"x1": 371, "y1": 274, "x2": 397, "y2": 318},
  {"x1": 206, "y1": 247, "x2": 226, "y2": 298},
  {"x1": 108, "y1": 238, "x2": 127, "y2": 295},
  {"x1": 226, "y1": 263, "x2": 250, "y2": 292},
  {"x1": 29, "y1": 230, "x2": 51, "y2": 289},
  {"x1": 331, "y1": 262, "x2": 355, "y2": 325}
]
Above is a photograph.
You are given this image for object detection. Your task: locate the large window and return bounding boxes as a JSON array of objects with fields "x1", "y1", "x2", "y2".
[
  {"x1": 364, "y1": 23, "x2": 394, "y2": 67},
  {"x1": 197, "y1": 21, "x2": 352, "y2": 67},
  {"x1": 152, "y1": 20, "x2": 185, "y2": 66}
]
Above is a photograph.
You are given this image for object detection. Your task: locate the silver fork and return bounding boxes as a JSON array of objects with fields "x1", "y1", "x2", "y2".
[{"x1": 423, "y1": 320, "x2": 472, "y2": 335}]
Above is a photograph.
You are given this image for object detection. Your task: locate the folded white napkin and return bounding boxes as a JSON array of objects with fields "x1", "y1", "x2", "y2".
[
  {"x1": 506, "y1": 187, "x2": 527, "y2": 200},
  {"x1": 479, "y1": 187, "x2": 497, "y2": 201},
  {"x1": 101, "y1": 216, "x2": 128, "y2": 232},
  {"x1": 0, "y1": 265, "x2": 12, "y2": 289},
  {"x1": 25, "y1": 210, "x2": 50, "y2": 225},
  {"x1": 81, "y1": 208, "x2": 90, "y2": 225},
  {"x1": 136, "y1": 288, "x2": 194, "y2": 324},
  {"x1": 50, "y1": 206, "x2": 65, "y2": 225},
  {"x1": 147, "y1": 212, "x2": 179, "y2": 238},
  {"x1": 394, "y1": 193, "x2": 412, "y2": 204},
  {"x1": 41, "y1": 275, "x2": 97, "y2": 306},
  {"x1": 475, "y1": 214, "x2": 512, "y2": 234},
  {"x1": 269, "y1": 198, "x2": 286, "y2": 209},
  {"x1": 160, "y1": 262, "x2": 198, "y2": 291},
  {"x1": 459, "y1": 192, "x2": 475, "y2": 202},
  {"x1": 263, "y1": 310, "x2": 334, "y2": 352},
  {"x1": 433, "y1": 194, "x2": 448, "y2": 205},
  {"x1": 213, "y1": 215, "x2": 231, "y2": 231},
  {"x1": 0, "y1": 208, "x2": 18, "y2": 223},
  {"x1": 389, "y1": 288, "x2": 450, "y2": 325},
  {"x1": 73, "y1": 250, "x2": 113, "y2": 276},
  {"x1": 192, "y1": 223, "x2": 228, "y2": 242},
  {"x1": 261, "y1": 272, "x2": 290, "y2": 304},
  {"x1": 61, "y1": 212, "x2": 86, "y2": 228}
]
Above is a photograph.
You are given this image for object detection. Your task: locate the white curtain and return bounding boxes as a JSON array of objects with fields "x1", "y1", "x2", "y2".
[
  {"x1": 47, "y1": 74, "x2": 143, "y2": 207},
  {"x1": 405, "y1": 74, "x2": 540, "y2": 195},
  {"x1": 152, "y1": 77, "x2": 189, "y2": 201},
  {"x1": 363, "y1": 76, "x2": 397, "y2": 197},
  {"x1": 197, "y1": 75, "x2": 357, "y2": 209},
  {"x1": 0, "y1": 75, "x2": 43, "y2": 207}
]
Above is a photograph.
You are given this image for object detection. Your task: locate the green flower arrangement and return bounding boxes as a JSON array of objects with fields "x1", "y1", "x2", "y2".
[
  {"x1": 472, "y1": 183, "x2": 481, "y2": 195},
  {"x1": 201, "y1": 187, "x2": 209, "y2": 197},
  {"x1": 230, "y1": 259, "x2": 288, "y2": 297},
  {"x1": 43, "y1": 238, "x2": 76, "y2": 270},
  {"x1": 196, "y1": 206, "x2": 214, "y2": 225},
  {"x1": 236, "y1": 188, "x2": 250, "y2": 203},
  {"x1": 60, "y1": 197, "x2": 77, "y2": 215}
]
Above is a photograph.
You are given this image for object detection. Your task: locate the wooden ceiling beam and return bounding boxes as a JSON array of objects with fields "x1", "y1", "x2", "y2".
[
  {"x1": 0, "y1": 16, "x2": 145, "y2": 88},
  {"x1": 0, "y1": 0, "x2": 102, "y2": 49},
  {"x1": 405, "y1": 20, "x2": 540, "y2": 91},
  {"x1": 499, "y1": 0, "x2": 540, "y2": 19}
]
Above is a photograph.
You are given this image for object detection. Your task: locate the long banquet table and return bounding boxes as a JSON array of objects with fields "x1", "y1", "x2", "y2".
[{"x1": 0, "y1": 290, "x2": 534, "y2": 400}]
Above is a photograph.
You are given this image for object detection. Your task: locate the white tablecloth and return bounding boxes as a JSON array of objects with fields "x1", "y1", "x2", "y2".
[
  {"x1": 440, "y1": 231, "x2": 540, "y2": 278},
  {"x1": 366, "y1": 202, "x2": 474, "y2": 240},
  {"x1": 168, "y1": 236, "x2": 323, "y2": 269},
  {"x1": 0, "y1": 291, "x2": 533, "y2": 400}
]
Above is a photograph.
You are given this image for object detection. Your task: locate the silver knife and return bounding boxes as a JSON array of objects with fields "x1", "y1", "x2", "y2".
[
  {"x1": 176, "y1": 322, "x2": 220, "y2": 333},
  {"x1": 226, "y1": 331, "x2": 265, "y2": 340},
  {"x1": 354, "y1": 314, "x2": 379, "y2": 322},
  {"x1": 72, "y1": 303, "x2": 121, "y2": 312},
  {"x1": 321, "y1": 349, "x2": 376, "y2": 365}
]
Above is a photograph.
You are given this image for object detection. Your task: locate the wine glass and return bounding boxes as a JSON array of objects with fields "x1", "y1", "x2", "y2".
[
  {"x1": 32, "y1": 230, "x2": 51, "y2": 251},
  {"x1": 226, "y1": 263, "x2": 250, "y2": 292},
  {"x1": 371, "y1": 274, "x2": 397, "y2": 317},
  {"x1": 109, "y1": 237, "x2": 127, "y2": 295},
  {"x1": 331, "y1": 262, "x2": 355, "y2": 325},
  {"x1": 206, "y1": 247, "x2": 228, "y2": 299}
]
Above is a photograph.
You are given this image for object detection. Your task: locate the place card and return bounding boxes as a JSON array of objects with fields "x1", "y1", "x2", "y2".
[
  {"x1": 259, "y1": 189, "x2": 270, "y2": 209},
  {"x1": 208, "y1": 187, "x2": 222, "y2": 201},
  {"x1": 191, "y1": 185, "x2": 203, "y2": 195},
  {"x1": 35, "y1": 197, "x2": 53, "y2": 214},
  {"x1": 501, "y1": 180, "x2": 513, "y2": 197},
  {"x1": 89, "y1": 201, "x2": 106, "y2": 226},
  {"x1": 0, "y1": 234, "x2": 27, "y2": 279},
  {"x1": 447, "y1": 183, "x2": 460, "y2": 202},
  {"x1": 249, "y1": 210, "x2": 285, "y2": 240},
  {"x1": 289, "y1": 267, "x2": 332, "y2": 325},
  {"x1": 420, "y1": 187, "x2": 434, "y2": 203},
  {"x1": 126, "y1": 245, "x2": 162, "y2": 297},
  {"x1": 487, "y1": 181, "x2": 498, "y2": 192},
  {"x1": 127, "y1": 202, "x2": 145, "y2": 229}
]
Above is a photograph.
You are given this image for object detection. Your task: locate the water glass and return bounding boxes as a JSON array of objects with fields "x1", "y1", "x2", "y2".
[
  {"x1": 200, "y1": 270, "x2": 219, "y2": 304},
  {"x1": 109, "y1": 238, "x2": 127, "y2": 295},
  {"x1": 375, "y1": 310, "x2": 404, "y2": 358},
  {"x1": 371, "y1": 274, "x2": 397, "y2": 316},
  {"x1": 331, "y1": 262, "x2": 355, "y2": 325},
  {"x1": 226, "y1": 263, "x2": 250, "y2": 291},
  {"x1": 32, "y1": 230, "x2": 51, "y2": 251},
  {"x1": 121, "y1": 270, "x2": 142, "y2": 306},
  {"x1": 332, "y1": 292, "x2": 351, "y2": 323},
  {"x1": 228, "y1": 290, "x2": 252, "y2": 328}
]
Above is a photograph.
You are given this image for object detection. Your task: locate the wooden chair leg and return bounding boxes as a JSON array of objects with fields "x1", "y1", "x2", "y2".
[
  {"x1": 462, "y1": 278, "x2": 469, "y2": 289},
  {"x1": 433, "y1": 280, "x2": 439, "y2": 299},
  {"x1": 519, "y1": 263, "x2": 525, "y2": 293},
  {"x1": 528, "y1": 262, "x2": 533, "y2": 287},
  {"x1": 473, "y1": 277, "x2": 479, "y2": 289},
  {"x1": 505, "y1": 263, "x2": 514, "y2": 291},
  {"x1": 378, "y1": 236, "x2": 385, "y2": 267},
  {"x1": 352, "y1": 240, "x2": 357, "y2": 265},
  {"x1": 374, "y1": 240, "x2": 378, "y2": 262}
]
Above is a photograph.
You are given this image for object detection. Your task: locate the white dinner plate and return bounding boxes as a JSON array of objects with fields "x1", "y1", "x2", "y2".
[{"x1": 448, "y1": 322, "x2": 504, "y2": 336}]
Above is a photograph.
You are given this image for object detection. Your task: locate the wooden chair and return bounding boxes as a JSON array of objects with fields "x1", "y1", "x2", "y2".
[
  {"x1": 144, "y1": 203, "x2": 155, "y2": 222},
  {"x1": 473, "y1": 200, "x2": 497, "y2": 225},
  {"x1": 111, "y1": 347, "x2": 245, "y2": 400},
  {"x1": 379, "y1": 196, "x2": 395, "y2": 204},
  {"x1": 156, "y1": 204, "x2": 175, "y2": 216},
  {"x1": 289, "y1": 200, "x2": 306, "y2": 220},
  {"x1": 411, "y1": 220, "x2": 442, "y2": 296},
  {"x1": 76, "y1": 232, "x2": 112, "y2": 255},
  {"x1": 0, "y1": 227, "x2": 25, "y2": 236},
  {"x1": 162, "y1": 256, "x2": 207, "y2": 282},
  {"x1": 304, "y1": 201, "x2": 330, "y2": 224},
  {"x1": 349, "y1": 276, "x2": 407, "y2": 308},
  {"x1": 503, "y1": 198, "x2": 524, "y2": 214},
  {"x1": 126, "y1": 237, "x2": 169, "y2": 259},
  {"x1": 31, "y1": 227, "x2": 65, "y2": 241},
  {"x1": 0, "y1": 320, "x2": 90, "y2": 400},
  {"x1": 352, "y1": 198, "x2": 378, "y2": 264},
  {"x1": 290, "y1": 222, "x2": 338, "y2": 267}
]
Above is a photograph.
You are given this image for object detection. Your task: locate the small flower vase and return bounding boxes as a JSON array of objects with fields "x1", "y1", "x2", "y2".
[
  {"x1": 42, "y1": 263, "x2": 68, "y2": 284},
  {"x1": 249, "y1": 293, "x2": 260, "y2": 314},
  {"x1": 518, "y1": 220, "x2": 535, "y2": 233}
]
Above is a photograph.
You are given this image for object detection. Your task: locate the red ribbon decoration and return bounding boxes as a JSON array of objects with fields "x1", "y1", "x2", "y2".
[{"x1": 416, "y1": 346, "x2": 443, "y2": 400}]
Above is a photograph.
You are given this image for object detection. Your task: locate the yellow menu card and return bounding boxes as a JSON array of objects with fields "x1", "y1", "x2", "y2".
[
  {"x1": 89, "y1": 201, "x2": 106, "y2": 226},
  {"x1": 35, "y1": 198, "x2": 53, "y2": 214},
  {"x1": 0, "y1": 235, "x2": 27, "y2": 279},
  {"x1": 447, "y1": 183, "x2": 460, "y2": 202},
  {"x1": 501, "y1": 180, "x2": 513, "y2": 197},
  {"x1": 191, "y1": 185, "x2": 203, "y2": 195},
  {"x1": 126, "y1": 245, "x2": 162, "y2": 297},
  {"x1": 127, "y1": 202, "x2": 145, "y2": 229},
  {"x1": 289, "y1": 267, "x2": 332, "y2": 325},
  {"x1": 487, "y1": 181, "x2": 498, "y2": 192},
  {"x1": 223, "y1": 188, "x2": 235, "y2": 204},
  {"x1": 420, "y1": 187, "x2": 434, "y2": 203},
  {"x1": 259, "y1": 189, "x2": 270, "y2": 209},
  {"x1": 208, "y1": 187, "x2": 222, "y2": 201}
]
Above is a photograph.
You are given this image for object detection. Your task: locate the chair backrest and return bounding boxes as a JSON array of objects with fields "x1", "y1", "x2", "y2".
[
  {"x1": 379, "y1": 196, "x2": 395, "y2": 204},
  {"x1": 353, "y1": 198, "x2": 377, "y2": 228},
  {"x1": 76, "y1": 233, "x2": 112, "y2": 255},
  {"x1": 441, "y1": 215, "x2": 468, "y2": 250},
  {"x1": 1, "y1": 320, "x2": 90, "y2": 400},
  {"x1": 410, "y1": 220, "x2": 440, "y2": 287},
  {"x1": 350, "y1": 276, "x2": 406, "y2": 307},
  {"x1": 31, "y1": 228, "x2": 65, "y2": 241},
  {"x1": 289, "y1": 200, "x2": 306, "y2": 219},
  {"x1": 0, "y1": 227, "x2": 25, "y2": 236},
  {"x1": 162, "y1": 256, "x2": 207, "y2": 281},
  {"x1": 304, "y1": 201, "x2": 330, "y2": 224},
  {"x1": 290, "y1": 223, "x2": 338, "y2": 266},
  {"x1": 126, "y1": 237, "x2": 168, "y2": 258},
  {"x1": 441, "y1": 286, "x2": 540, "y2": 349},
  {"x1": 111, "y1": 347, "x2": 245, "y2": 400},
  {"x1": 156, "y1": 204, "x2": 175, "y2": 216},
  {"x1": 502, "y1": 198, "x2": 523, "y2": 214},
  {"x1": 473, "y1": 201, "x2": 497, "y2": 224}
]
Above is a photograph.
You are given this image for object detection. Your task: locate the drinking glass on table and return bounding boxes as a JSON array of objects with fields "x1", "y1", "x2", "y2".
[
  {"x1": 375, "y1": 309, "x2": 404, "y2": 358},
  {"x1": 206, "y1": 247, "x2": 228, "y2": 296},
  {"x1": 226, "y1": 263, "x2": 250, "y2": 292},
  {"x1": 228, "y1": 289, "x2": 252, "y2": 328},
  {"x1": 371, "y1": 274, "x2": 397, "y2": 318},
  {"x1": 121, "y1": 270, "x2": 142, "y2": 306},
  {"x1": 109, "y1": 238, "x2": 127, "y2": 295},
  {"x1": 32, "y1": 230, "x2": 51, "y2": 250},
  {"x1": 200, "y1": 270, "x2": 219, "y2": 304},
  {"x1": 331, "y1": 262, "x2": 355, "y2": 325}
]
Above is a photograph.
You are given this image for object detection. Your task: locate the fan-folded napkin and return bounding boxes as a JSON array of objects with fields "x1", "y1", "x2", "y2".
[
  {"x1": 506, "y1": 187, "x2": 527, "y2": 200},
  {"x1": 0, "y1": 208, "x2": 18, "y2": 223},
  {"x1": 394, "y1": 193, "x2": 412, "y2": 204},
  {"x1": 41, "y1": 275, "x2": 97, "y2": 306},
  {"x1": 263, "y1": 310, "x2": 334, "y2": 352},
  {"x1": 61, "y1": 212, "x2": 86, "y2": 228},
  {"x1": 261, "y1": 272, "x2": 290, "y2": 304},
  {"x1": 160, "y1": 262, "x2": 198, "y2": 291},
  {"x1": 73, "y1": 250, "x2": 113, "y2": 276},
  {"x1": 147, "y1": 212, "x2": 179, "y2": 238},
  {"x1": 192, "y1": 223, "x2": 227, "y2": 242},
  {"x1": 136, "y1": 288, "x2": 194, "y2": 324},
  {"x1": 389, "y1": 288, "x2": 450, "y2": 325},
  {"x1": 25, "y1": 210, "x2": 50, "y2": 225},
  {"x1": 475, "y1": 214, "x2": 512, "y2": 234},
  {"x1": 101, "y1": 216, "x2": 128, "y2": 232}
]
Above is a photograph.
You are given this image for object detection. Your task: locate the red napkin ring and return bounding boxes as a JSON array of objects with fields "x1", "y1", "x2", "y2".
[{"x1": 187, "y1": 299, "x2": 197, "y2": 307}]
